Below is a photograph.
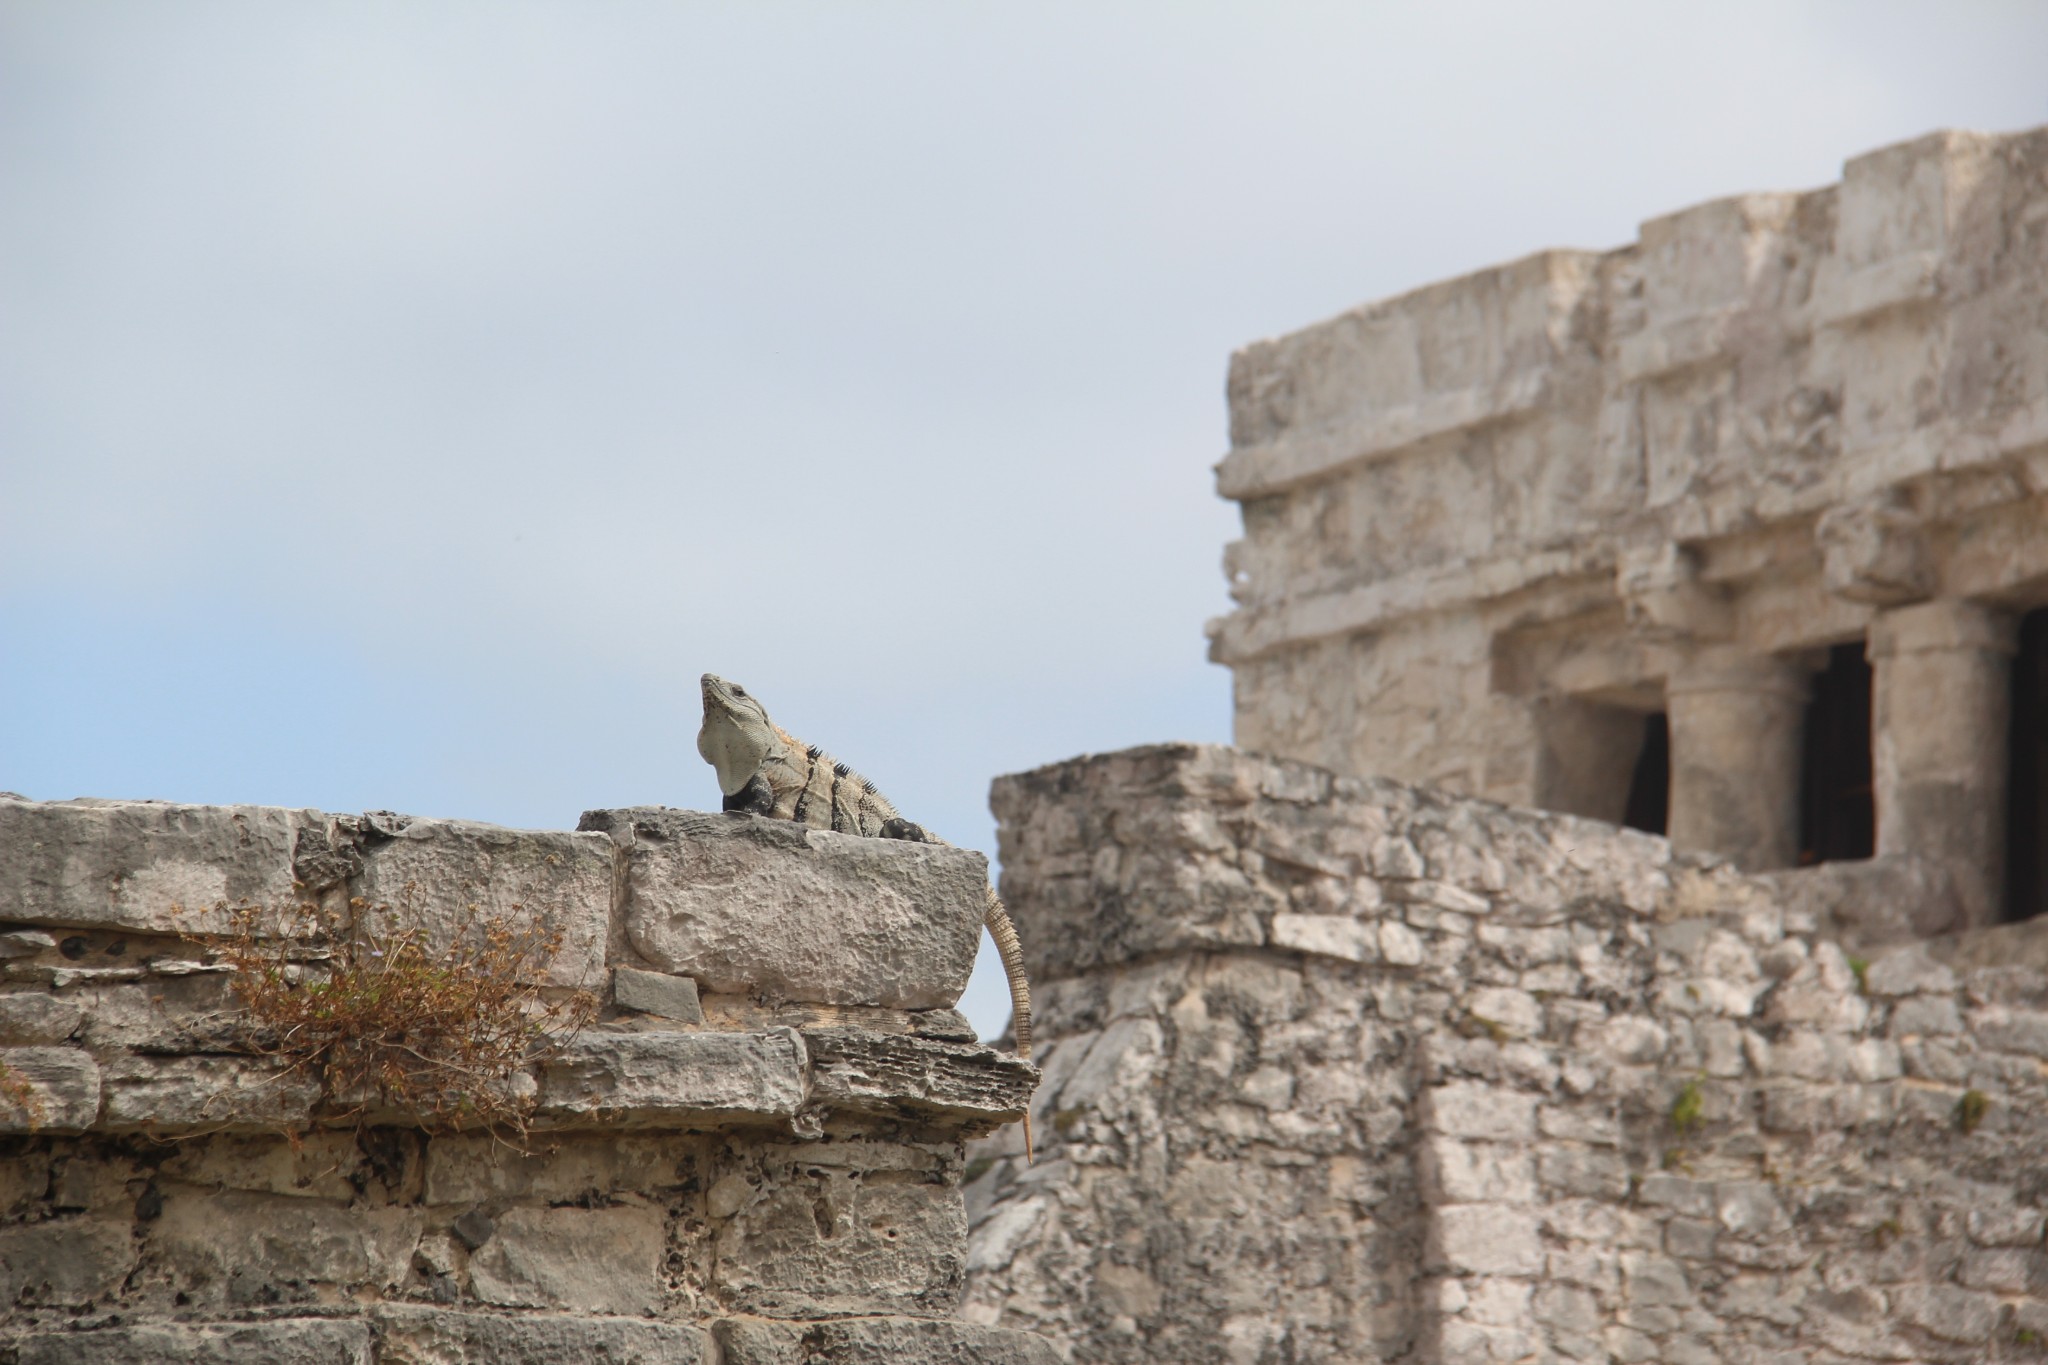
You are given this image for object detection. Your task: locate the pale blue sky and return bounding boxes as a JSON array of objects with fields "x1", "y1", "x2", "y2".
[{"x1": 4, "y1": 3, "x2": 2045, "y2": 1036}]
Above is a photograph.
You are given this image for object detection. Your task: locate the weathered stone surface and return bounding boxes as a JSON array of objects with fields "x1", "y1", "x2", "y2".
[
  {"x1": 7, "y1": 1320, "x2": 372, "y2": 1364},
  {"x1": 0, "y1": 994, "x2": 83, "y2": 1044},
  {"x1": 466, "y1": 1205, "x2": 665, "y2": 1315},
  {"x1": 99, "y1": 1053, "x2": 318, "y2": 1129},
  {"x1": 0, "y1": 797, "x2": 318, "y2": 935},
  {"x1": 153, "y1": 1189, "x2": 421, "y2": 1300},
  {"x1": 0, "y1": 1047, "x2": 99, "y2": 1131},
  {"x1": 612, "y1": 964, "x2": 704, "y2": 1022},
  {"x1": 581, "y1": 808, "x2": 985, "y2": 1009},
  {"x1": 374, "y1": 1306, "x2": 711, "y2": 1364},
  {"x1": 0, "y1": 1219, "x2": 134, "y2": 1306},
  {"x1": 714, "y1": 1159, "x2": 969, "y2": 1318},
  {"x1": 716, "y1": 1315, "x2": 1062, "y2": 1365},
  {"x1": 536, "y1": 1027, "x2": 807, "y2": 1124},
  {"x1": 966, "y1": 740, "x2": 2048, "y2": 1365},
  {"x1": 349, "y1": 815, "x2": 613, "y2": 988},
  {"x1": 805, "y1": 1028, "x2": 1034, "y2": 1131}
]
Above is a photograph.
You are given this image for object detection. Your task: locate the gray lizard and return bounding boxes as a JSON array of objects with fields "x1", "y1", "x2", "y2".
[{"x1": 697, "y1": 673, "x2": 1035, "y2": 1159}]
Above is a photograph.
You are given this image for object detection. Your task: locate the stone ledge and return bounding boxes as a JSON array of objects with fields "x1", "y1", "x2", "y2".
[
  {"x1": 2, "y1": 1313, "x2": 1057, "y2": 1365},
  {"x1": 804, "y1": 1029, "x2": 1034, "y2": 1133},
  {"x1": 715, "y1": 1314, "x2": 1062, "y2": 1365},
  {"x1": 536, "y1": 1028, "x2": 809, "y2": 1126},
  {"x1": 4, "y1": 1319, "x2": 373, "y2": 1364}
]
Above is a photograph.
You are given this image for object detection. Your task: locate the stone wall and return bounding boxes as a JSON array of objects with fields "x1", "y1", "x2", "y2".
[
  {"x1": 962, "y1": 744, "x2": 2048, "y2": 1363},
  {"x1": 0, "y1": 794, "x2": 1054, "y2": 1364},
  {"x1": 1207, "y1": 124, "x2": 2048, "y2": 912}
]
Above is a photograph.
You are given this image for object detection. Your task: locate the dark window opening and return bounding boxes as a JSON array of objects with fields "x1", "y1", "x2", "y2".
[
  {"x1": 2006, "y1": 607, "x2": 2048, "y2": 922},
  {"x1": 1798, "y1": 641, "x2": 1875, "y2": 866},
  {"x1": 1623, "y1": 712, "x2": 1669, "y2": 835}
]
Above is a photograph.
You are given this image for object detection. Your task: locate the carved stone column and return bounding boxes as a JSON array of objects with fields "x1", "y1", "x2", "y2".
[
  {"x1": 1867, "y1": 599, "x2": 2017, "y2": 927},
  {"x1": 1665, "y1": 646, "x2": 1812, "y2": 871}
]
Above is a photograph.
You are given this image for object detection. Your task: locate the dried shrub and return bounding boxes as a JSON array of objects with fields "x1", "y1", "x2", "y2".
[
  {"x1": 203, "y1": 888, "x2": 597, "y2": 1135},
  {"x1": 0, "y1": 1059, "x2": 46, "y2": 1131}
]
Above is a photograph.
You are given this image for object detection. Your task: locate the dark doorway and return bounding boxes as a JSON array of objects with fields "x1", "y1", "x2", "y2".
[
  {"x1": 2007, "y1": 608, "x2": 2048, "y2": 922},
  {"x1": 1623, "y1": 712, "x2": 1669, "y2": 835},
  {"x1": 1798, "y1": 642, "x2": 1875, "y2": 866}
]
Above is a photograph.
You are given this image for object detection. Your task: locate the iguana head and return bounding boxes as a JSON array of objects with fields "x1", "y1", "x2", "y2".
[{"x1": 698, "y1": 674, "x2": 775, "y2": 795}]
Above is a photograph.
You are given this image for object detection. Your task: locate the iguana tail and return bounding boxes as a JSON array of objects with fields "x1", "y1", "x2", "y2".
[{"x1": 984, "y1": 886, "x2": 1034, "y2": 1164}]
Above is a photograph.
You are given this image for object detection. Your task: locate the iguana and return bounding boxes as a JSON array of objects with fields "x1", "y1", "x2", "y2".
[{"x1": 696, "y1": 673, "x2": 1035, "y2": 1159}]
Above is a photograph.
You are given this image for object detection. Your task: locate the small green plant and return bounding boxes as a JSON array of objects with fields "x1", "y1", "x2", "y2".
[
  {"x1": 199, "y1": 889, "x2": 597, "y2": 1135},
  {"x1": 1669, "y1": 1077, "x2": 1705, "y2": 1136},
  {"x1": 1955, "y1": 1088, "x2": 1991, "y2": 1135},
  {"x1": 1870, "y1": 1217, "x2": 1903, "y2": 1248},
  {"x1": 2016, "y1": 1326, "x2": 2044, "y2": 1352},
  {"x1": 1847, "y1": 956, "x2": 1870, "y2": 994}
]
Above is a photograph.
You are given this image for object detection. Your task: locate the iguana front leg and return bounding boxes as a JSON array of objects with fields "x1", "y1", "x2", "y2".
[{"x1": 722, "y1": 772, "x2": 777, "y2": 816}]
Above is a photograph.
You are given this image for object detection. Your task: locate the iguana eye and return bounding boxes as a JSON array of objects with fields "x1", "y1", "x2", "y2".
[{"x1": 732, "y1": 686, "x2": 746, "y2": 697}]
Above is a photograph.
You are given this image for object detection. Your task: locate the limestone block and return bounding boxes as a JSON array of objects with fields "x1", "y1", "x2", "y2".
[
  {"x1": 7, "y1": 1320, "x2": 372, "y2": 1364},
  {"x1": 714, "y1": 1166, "x2": 969, "y2": 1317},
  {"x1": 99, "y1": 1054, "x2": 318, "y2": 1130},
  {"x1": 803, "y1": 1028, "x2": 1034, "y2": 1130},
  {"x1": 0, "y1": 1219, "x2": 135, "y2": 1306},
  {"x1": 374, "y1": 1306, "x2": 711, "y2": 1364},
  {"x1": 152, "y1": 1190, "x2": 420, "y2": 1299},
  {"x1": 1269, "y1": 913, "x2": 1377, "y2": 963},
  {"x1": 0, "y1": 797, "x2": 318, "y2": 935},
  {"x1": 349, "y1": 816, "x2": 613, "y2": 988},
  {"x1": 1429, "y1": 1204, "x2": 1543, "y2": 1276},
  {"x1": 466, "y1": 1205, "x2": 665, "y2": 1315},
  {"x1": 0, "y1": 994, "x2": 83, "y2": 1044},
  {"x1": 536, "y1": 1028, "x2": 807, "y2": 1125},
  {"x1": 612, "y1": 965, "x2": 703, "y2": 1022},
  {"x1": 0, "y1": 1047, "x2": 99, "y2": 1131},
  {"x1": 582, "y1": 808, "x2": 984, "y2": 1009},
  {"x1": 421, "y1": 1132, "x2": 694, "y2": 1206},
  {"x1": 715, "y1": 1316, "x2": 1061, "y2": 1365},
  {"x1": 1424, "y1": 1082, "x2": 1537, "y2": 1141}
]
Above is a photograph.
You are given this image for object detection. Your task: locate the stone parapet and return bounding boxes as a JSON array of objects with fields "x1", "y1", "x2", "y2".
[
  {"x1": 965, "y1": 744, "x2": 2048, "y2": 1363},
  {"x1": 0, "y1": 794, "x2": 1049, "y2": 1364}
]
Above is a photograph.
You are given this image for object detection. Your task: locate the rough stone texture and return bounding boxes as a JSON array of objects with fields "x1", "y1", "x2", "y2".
[
  {"x1": 965, "y1": 743, "x2": 2048, "y2": 1364},
  {"x1": 717, "y1": 1315, "x2": 1064, "y2": 1365},
  {"x1": 0, "y1": 794, "x2": 1050, "y2": 1365},
  {"x1": 374, "y1": 1306, "x2": 712, "y2": 1364},
  {"x1": 0, "y1": 796, "x2": 319, "y2": 935},
  {"x1": 535, "y1": 1028, "x2": 809, "y2": 1125},
  {"x1": 348, "y1": 815, "x2": 614, "y2": 988},
  {"x1": 7, "y1": 1320, "x2": 373, "y2": 1364},
  {"x1": 613, "y1": 964, "x2": 704, "y2": 1022},
  {"x1": 583, "y1": 808, "x2": 988, "y2": 1010},
  {"x1": 1209, "y1": 124, "x2": 2048, "y2": 902}
]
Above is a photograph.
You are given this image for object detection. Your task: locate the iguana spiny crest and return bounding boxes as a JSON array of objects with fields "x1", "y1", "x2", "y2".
[{"x1": 697, "y1": 673, "x2": 1036, "y2": 1159}]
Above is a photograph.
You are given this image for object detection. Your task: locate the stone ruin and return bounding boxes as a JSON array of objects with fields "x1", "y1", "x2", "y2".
[
  {"x1": 954, "y1": 125, "x2": 2048, "y2": 1362},
  {"x1": 0, "y1": 795, "x2": 1052, "y2": 1363},
  {"x1": 8, "y1": 123, "x2": 2048, "y2": 1365},
  {"x1": 1208, "y1": 124, "x2": 2048, "y2": 934}
]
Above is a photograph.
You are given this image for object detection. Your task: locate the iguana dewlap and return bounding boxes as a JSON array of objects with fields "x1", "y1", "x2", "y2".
[{"x1": 697, "y1": 673, "x2": 1036, "y2": 1159}]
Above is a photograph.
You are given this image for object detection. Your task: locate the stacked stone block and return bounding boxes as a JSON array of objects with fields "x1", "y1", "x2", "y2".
[
  {"x1": 0, "y1": 794, "x2": 1053, "y2": 1364},
  {"x1": 962, "y1": 743, "x2": 2048, "y2": 1364}
]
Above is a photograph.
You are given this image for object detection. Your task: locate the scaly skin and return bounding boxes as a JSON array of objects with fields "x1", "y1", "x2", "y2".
[{"x1": 697, "y1": 673, "x2": 1036, "y2": 1160}]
